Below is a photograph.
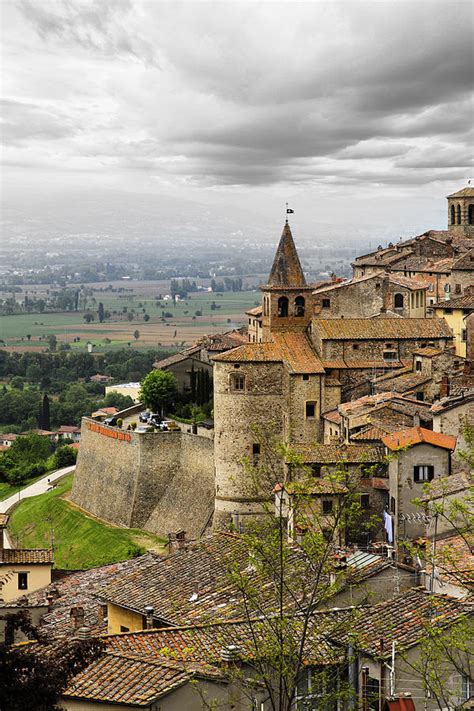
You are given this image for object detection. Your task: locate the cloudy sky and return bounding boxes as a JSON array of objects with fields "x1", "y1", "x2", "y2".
[{"x1": 1, "y1": 0, "x2": 473, "y2": 242}]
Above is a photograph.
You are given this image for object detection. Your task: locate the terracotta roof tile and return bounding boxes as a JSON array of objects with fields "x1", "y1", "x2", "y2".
[
  {"x1": 289, "y1": 443, "x2": 385, "y2": 464},
  {"x1": 447, "y1": 187, "x2": 474, "y2": 198},
  {"x1": 0, "y1": 549, "x2": 53, "y2": 564},
  {"x1": 213, "y1": 332, "x2": 325, "y2": 374},
  {"x1": 451, "y1": 248, "x2": 474, "y2": 271},
  {"x1": 330, "y1": 588, "x2": 473, "y2": 657},
  {"x1": 418, "y1": 472, "x2": 472, "y2": 502},
  {"x1": 321, "y1": 409, "x2": 342, "y2": 424},
  {"x1": 382, "y1": 426, "x2": 457, "y2": 451},
  {"x1": 314, "y1": 318, "x2": 453, "y2": 341},
  {"x1": 245, "y1": 306, "x2": 263, "y2": 316},
  {"x1": 433, "y1": 293, "x2": 474, "y2": 309}
]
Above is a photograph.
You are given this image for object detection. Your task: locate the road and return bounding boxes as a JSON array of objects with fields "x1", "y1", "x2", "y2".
[
  {"x1": 0, "y1": 465, "x2": 75, "y2": 549},
  {"x1": 0, "y1": 465, "x2": 76, "y2": 515}
]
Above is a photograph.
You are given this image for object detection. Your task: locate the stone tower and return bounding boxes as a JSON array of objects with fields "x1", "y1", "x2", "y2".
[
  {"x1": 261, "y1": 221, "x2": 315, "y2": 341},
  {"x1": 212, "y1": 221, "x2": 326, "y2": 530},
  {"x1": 447, "y1": 187, "x2": 474, "y2": 238}
]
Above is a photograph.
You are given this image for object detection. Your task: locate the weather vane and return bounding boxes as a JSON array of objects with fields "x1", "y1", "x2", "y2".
[{"x1": 285, "y1": 202, "x2": 294, "y2": 223}]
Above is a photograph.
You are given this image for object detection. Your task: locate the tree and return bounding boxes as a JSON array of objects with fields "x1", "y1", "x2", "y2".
[
  {"x1": 83, "y1": 312, "x2": 94, "y2": 324},
  {"x1": 54, "y1": 444, "x2": 77, "y2": 468},
  {"x1": 98, "y1": 302, "x2": 105, "y2": 323},
  {"x1": 193, "y1": 427, "x2": 375, "y2": 710},
  {"x1": 139, "y1": 370, "x2": 177, "y2": 416},
  {"x1": 133, "y1": 329, "x2": 140, "y2": 341},
  {"x1": 143, "y1": 313, "x2": 150, "y2": 322},
  {"x1": 42, "y1": 393, "x2": 51, "y2": 431},
  {"x1": 0, "y1": 611, "x2": 103, "y2": 711},
  {"x1": 47, "y1": 334, "x2": 57, "y2": 352}
]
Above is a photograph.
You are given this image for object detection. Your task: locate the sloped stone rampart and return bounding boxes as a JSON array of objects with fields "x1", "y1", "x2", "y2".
[{"x1": 71, "y1": 419, "x2": 215, "y2": 538}]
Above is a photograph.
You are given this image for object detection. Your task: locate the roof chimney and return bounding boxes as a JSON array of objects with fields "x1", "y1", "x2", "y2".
[
  {"x1": 74, "y1": 626, "x2": 90, "y2": 640},
  {"x1": 70, "y1": 606, "x2": 85, "y2": 630},
  {"x1": 144, "y1": 605, "x2": 154, "y2": 629},
  {"x1": 220, "y1": 644, "x2": 242, "y2": 666}
]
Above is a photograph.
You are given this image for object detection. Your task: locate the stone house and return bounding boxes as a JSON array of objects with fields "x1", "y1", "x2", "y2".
[
  {"x1": 430, "y1": 389, "x2": 474, "y2": 463},
  {"x1": 331, "y1": 588, "x2": 474, "y2": 710},
  {"x1": 246, "y1": 305, "x2": 263, "y2": 343},
  {"x1": 433, "y1": 289, "x2": 474, "y2": 358},
  {"x1": 418, "y1": 530, "x2": 473, "y2": 599},
  {"x1": 312, "y1": 272, "x2": 427, "y2": 320},
  {"x1": 447, "y1": 186, "x2": 474, "y2": 238},
  {"x1": 382, "y1": 427, "x2": 457, "y2": 544},
  {"x1": 0, "y1": 515, "x2": 53, "y2": 602}
]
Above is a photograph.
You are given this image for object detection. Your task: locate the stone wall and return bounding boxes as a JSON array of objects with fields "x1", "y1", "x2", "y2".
[{"x1": 71, "y1": 418, "x2": 214, "y2": 539}]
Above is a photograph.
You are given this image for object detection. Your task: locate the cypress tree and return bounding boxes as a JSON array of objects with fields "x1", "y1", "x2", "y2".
[{"x1": 42, "y1": 393, "x2": 51, "y2": 431}]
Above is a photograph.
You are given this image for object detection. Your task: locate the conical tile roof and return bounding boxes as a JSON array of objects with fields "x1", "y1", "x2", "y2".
[{"x1": 267, "y1": 222, "x2": 306, "y2": 287}]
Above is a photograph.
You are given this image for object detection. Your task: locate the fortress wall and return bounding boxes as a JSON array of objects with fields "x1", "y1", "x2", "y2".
[
  {"x1": 143, "y1": 433, "x2": 215, "y2": 539},
  {"x1": 130, "y1": 432, "x2": 183, "y2": 528},
  {"x1": 71, "y1": 419, "x2": 140, "y2": 528},
  {"x1": 71, "y1": 419, "x2": 215, "y2": 539}
]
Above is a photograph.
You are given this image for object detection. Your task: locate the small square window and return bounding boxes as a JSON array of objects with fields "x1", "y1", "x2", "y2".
[
  {"x1": 360, "y1": 494, "x2": 370, "y2": 509},
  {"x1": 18, "y1": 573, "x2": 28, "y2": 590},
  {"x1": 322, "y1": 499, "x2": 333, "y2": 514},
  {"x1": 414, "y1": 465, "x2": 434, "y2": 482},
  {"x1": 311, "y1": 464, "x2": 321, "y2": 477},
  {"x1": 416, "y1": 391, "x2": 424, "y2": 401},
  {"x1": 352, "y1": 344, "x2": 359, "y2": 350},
  {"x1": 252, "y1": 443, "x2": 260, "y2": 456},
  {"x1": 305, "y1": 402, "x2": 316, "y2": 418},
  {"x1": 302, "y1": 374, "x2": 309, "y2": 381},
  {"x1": 231, "y1": 374, "x2": 245, "y2": 391},
  {"x1": 322, "y1": 299, "x2": 331, "y2": 309}
]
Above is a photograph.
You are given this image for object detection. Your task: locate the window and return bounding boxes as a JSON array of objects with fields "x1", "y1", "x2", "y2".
[
  {"x1": 322, "y1": 298, "x2": 330, "y2": 309},
  {"x1": 450, "y1": 204, "x2": 455, "y2": 225},
  {"x1": 305, "y1": 402, "x2": 316, "y2": 418},
  {"x1": 18, "y1": 572, "x2": 28, "y2": 590},
  {"x1": 352, "y1": 344, "x2": 359, "y2": 350},
  {"x1": 231, "y1": 373, "x2": 245, "y2": 391},
  {"x1": 277, "y1": 296, "x2": 289, "y2": 317},
  {"x1": 390, "y1": 496, "x2": 396, "y2": 514},
  {"x1": 444, "y1": 308, "x2": 453, "y2": 314},
  {"x1": 414, "y1": 465, "x2": 434, "y2": 482},
  {"x1": 322, "y1": 499, "x2": 333, "y2": 514},
  {"x1": 457, "y1": 204, "x2": 461, "y2": 224},
  {"x1": 120, "y1": 626, "x2": 130, "y2": 633},
  {"x1": 295, "y1": 295, "x2": 305, "y2": 317},
  {"x1": 416, "y1": 391, "x2": 424, "y2": 401},
  {"x1": 394, "y1": 293, "x2": 404, "y2": 309},
  {"x1": 248, "y1": 318, "x2": 251, "y2": 325},
  {"x1": 360, "y1": 494, "x2": 370, "y2": 509},
  {"x1": 462, "y1": 329, "x2": 467, "y2": 342},
  {"x1": 311, "y1": 464, "x2": 321, "y2": 477},
  {"x1": 415, "y1": 359, "x2": 422, "y2": 372},
  {"x1": 469, "y1": 203, "x2": 474, "y2": 225},
  {"x1": 455, "y1": 283, "x2": 462, "y2": 294},
  {"x1": 383, "y1": 350, "x2": 397, "y2": 361},
  {"x1": 252, "y1": 443, "x2": 260, "y2": 456},
  {"x1": 302, "y1": 374, "x2": 309, "y2": 381}
]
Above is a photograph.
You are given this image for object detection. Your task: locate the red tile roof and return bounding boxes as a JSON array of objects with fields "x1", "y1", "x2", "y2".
[
  {"x1": 382, "y1": 426, "x2": 457, "y2": 451},
  {"x1": 0, "y1": 549, "x2": 53, "y2": 565},
  {"x1": 330, "y1": 587, "x2": 473, "y2": 657},
  {"x1": 314, "y1": 318, "x2": 453, "y2": 341}
]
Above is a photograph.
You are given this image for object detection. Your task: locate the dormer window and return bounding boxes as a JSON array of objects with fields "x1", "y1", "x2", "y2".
[{"x1": 277, "y1": 296, "x2": 289, "y2": 317}]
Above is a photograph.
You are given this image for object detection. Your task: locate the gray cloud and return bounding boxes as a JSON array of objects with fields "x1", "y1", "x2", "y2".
[{"x1": 0, "y1": 98, "x2": 76, "y2": 144}]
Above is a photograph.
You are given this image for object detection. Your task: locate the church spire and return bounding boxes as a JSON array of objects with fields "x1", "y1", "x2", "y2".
[{"x1": 267, "y1": 222, "x2": 306, "y2": 287}]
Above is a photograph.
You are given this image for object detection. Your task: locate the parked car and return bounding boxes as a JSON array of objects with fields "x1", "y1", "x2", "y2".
[
  {"x1": 162, "y1": 420, "x2": 180, "y2": 431},
  {"x1": 149, "y1": 414, "x2": 163, "y2": 427},
  {"x1": 139, "y1": 411, "x2": 150, "y2": 423},
  {"x1": 104, "y1": 416, "x2": 117, "y2": 426}
]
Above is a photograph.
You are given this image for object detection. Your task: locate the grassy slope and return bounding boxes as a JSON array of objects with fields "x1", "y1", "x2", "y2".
[{"x1": 8, "y1": 474, "x2": 165, "y2": 569}]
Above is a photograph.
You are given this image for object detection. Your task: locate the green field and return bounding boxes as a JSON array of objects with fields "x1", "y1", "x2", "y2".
[
  {"x1": 0, "y1": 287, "x2": 260, "y2": 351},
  {"x1": 8, "y1": 474, "x2": 166, "y2": 569}
]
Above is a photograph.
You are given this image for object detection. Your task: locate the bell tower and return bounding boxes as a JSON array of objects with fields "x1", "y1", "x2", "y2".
[
  {"x1": 261, "y1": 221, "x2": 314, "y2": 341},
  {"x1": 447, "y1": 186, "x2": 474, "y2": 238}
]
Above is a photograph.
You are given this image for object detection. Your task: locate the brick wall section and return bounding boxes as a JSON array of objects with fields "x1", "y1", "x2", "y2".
[{"x1": 71, "y1": 419, "x2": 214, "y2": 538}]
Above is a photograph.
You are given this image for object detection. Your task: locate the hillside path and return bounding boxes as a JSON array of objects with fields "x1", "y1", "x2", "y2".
[{"x1": 1, "y1": 465, "x2": 75, "y2": 549}]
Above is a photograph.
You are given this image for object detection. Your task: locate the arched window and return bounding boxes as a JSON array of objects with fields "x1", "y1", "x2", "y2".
[
  {"x1": 394, "y1": 293, "x2": 404, "y2": 309},
  {"x1": 277, "y1": 296, "x2": 289, "y2": 317},
  {"x1": 450, "y1": 205, "x2": 455, "y2": 225},
  {"x1": 457, "y1": 204, "x2": 461, "y2": 225},
  {"x1": 294, "y1": 296, "x2": 305, "y2": 317},
  {"x1": 469, "y1": 204, "x2": 474, "y2": 225}
]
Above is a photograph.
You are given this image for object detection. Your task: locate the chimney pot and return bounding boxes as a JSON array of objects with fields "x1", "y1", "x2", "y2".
[{"x1": 144, "y1": 605, "x2": 154, "y2": 629}]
